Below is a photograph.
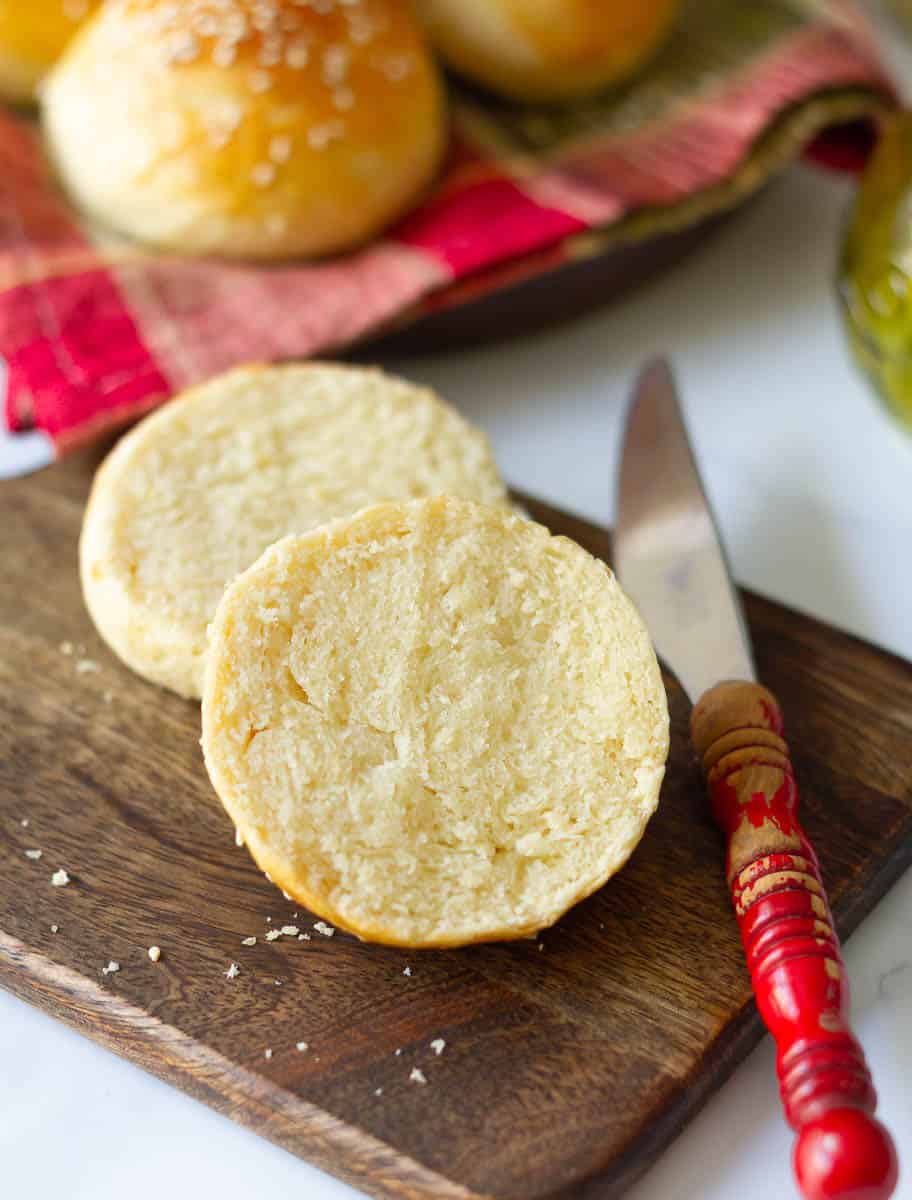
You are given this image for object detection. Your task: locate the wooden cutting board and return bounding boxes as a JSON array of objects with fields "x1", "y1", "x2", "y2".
[{"x1": 2, "y1": 447, "x2": 910, "y2": 1200}]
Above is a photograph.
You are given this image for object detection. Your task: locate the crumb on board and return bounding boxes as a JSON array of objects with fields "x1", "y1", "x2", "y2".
[
  {"x1": 266, "y1": 916, "x2": 272, "y2": 922},
  {"x1": 430, "y1": 1038, "x2": 445, "y2": 1056},
  {"x1": 75, "y1": 658, "x2": 100, "y2": 675},
  {"x1": 280, "y1": 925, "x2": 299, "y2": 936},
  {"x1": 274, "y1": 979, "x2": 282, "y2": 986},
  {"x1": 20, "y1": 818, "x2": 28, "y2": 827},
  {"x1": 148, "y1": 945, "x2": 161, "y2": 962},
  {"x1": 394, "y1": 1048, "x2": 402, "y2": 1056},
  {"x1": 59, "y1": 641, "x2": 74, "y2": 656},
  {"x1": 241, "y1": 936, "x2": 257, "y2": 946},
  {"x1": 102, "y1": 961, "x2": 120, "y2": 975},
  {"x1": 374, "y1": 1087, "x2": 383, "y2": 1096},
  {"x1": 50, "y1": 924, "x2": 59, "y2": 933},
  {"x1": 296, "y1": 1041, "x2": 309, "y2": 1051},
  {"x1": 402, "y1": 966, "x2": 412, "y2": 977},
  {"x1": 225, "y1": 962, "x2": 240, "y2": 980},
  {"x1": 281, "y1": 889, "x2": 292, "y2": 900},
  {"x1": 51, "y1": 869, "x2": 70, "y2": 887},
  {"x1": 314, "y1": 921, "x2": 335, "y2": 938},
  {"x1": 265, "y1": 929, "x2": 282, "y2": 941},
  {"x1": 298, "y1": 933, "x2": 310, "y2": 941},
  {"x1": 538, "y1": 943, "x2": 544, "y2": 951},
  {"x1": 25, "y1": 849, "x2": 42, "y2": 860},
  {"x1": 264, "y1": 1048, "x2": 273, "y2": 1060},
  {"x1": 235, "y1": 829, "x2": 244, "y2": 847},
  {"x1": 102, "y1": 690, "x2": 113, "y2": 704},
  {"x1": 409, "y1": 1068, "x2": 427, "y2": 1085}
]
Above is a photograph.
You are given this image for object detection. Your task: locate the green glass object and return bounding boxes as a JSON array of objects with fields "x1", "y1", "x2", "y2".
[{"x1": 839, "y1": 112, "x2": 912, "y2": 430}]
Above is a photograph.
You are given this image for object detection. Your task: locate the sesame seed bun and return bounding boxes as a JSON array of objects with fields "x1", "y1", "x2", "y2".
[
  {"x1": 201, "y1": 497, "x2": 669, "y2": 947},
  {"x1": 416, "y1": 0, "x2": 679, "y2": 102},
  {"x1": 42, "y1": 0, "x2": 446, "y2": 260}
]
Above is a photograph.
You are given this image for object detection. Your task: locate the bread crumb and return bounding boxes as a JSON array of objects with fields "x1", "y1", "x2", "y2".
[
  {"x1": 25, "y1": 849, "x2": 42, "y2": 860},
  {"x1": 102, "y1": 961, "x2": 120, "y2": 975},
  {"x1": 298, "y1": 933, "x2": 310, "y2": 941},
  {"x1": 60, "y1": 641, "x2": 74, "y2": 656},
  {"x1": 265, "y1": 929, "x2": 282, "y2": 941},
  {"x1": 430, "y1": 1038, "x2": 445, "y2": 1056},
  {"x1": 266, "y1": 916, "x2": 272, "y2": 922},
  {"x1": 225, "y1": 962, "x2": 240, "y2": 979},
  {"x1": 148, "y1": 945, "x2": 161, "y2": 962},
  {"x1": 51, "y1": 869, "x2": 70, "y2": 887},
  {"x1": 102, "y1": 690, "x2": 114, "y2": 704},
  {"x1": 402, "y1": 966, "x2": 411, "y2": 977},
  {"x1": 281, "y1": 889, "x2": 292, "y2": 901},
  {"x1": 409, "y1": 1068, "x2": 427, "y2": 1085},
  {"x1": 374, "y1": 1087, "x2": 383, "y2": 1096},
  {"x1": 394, "y1": 1048, "x2": 402, "y2": 1056},
  {"x1": 538, "y1": 943, "x2": 544, "y2": 951},
  {"x1": 280, "y1": 925, "x2": 299, "y2": 937},
  {"x1": 241, "y1": 936, "x2": 257, "y2": 946},
  {"x1": 75, "y1": 658, "x2": 100, "y2": 675},
  {"x1": 20, "y1": 818, "x2": 28, "y2": 826},
  {"x1": 314, "y1": 921, "x2": 335, "y2": 938},
  {"x1": 296, "y1": 1041, "x2": 309, "y2": 1051},
  {"x1": 50, "y1": 924, "x2": 59, "y2": 933},
  {"x1": 274, "y1": 979, "x2": 282, "y2": 986},
  {"x1": 264, "y1": 1048, "x2": 273, "y2": 1060},
  {"x1": 235, "y1": 829, "x2": 244, "y2": 847}
]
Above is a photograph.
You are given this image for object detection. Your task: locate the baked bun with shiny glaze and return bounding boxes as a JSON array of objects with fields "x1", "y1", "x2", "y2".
[
  {"x1": 416, "y1": 0, "x2": 678, "y2": 102},
  {"x1": 0, "y1": 0, "x2": 100, "y2": 104},
  {"x1": 42, "y1": 0, "x2": 446, "y2": 260}
]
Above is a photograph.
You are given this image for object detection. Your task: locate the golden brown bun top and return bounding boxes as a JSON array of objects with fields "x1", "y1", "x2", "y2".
[{"x1": 90, "y1": 0, "x2": 433, "y2": 111}]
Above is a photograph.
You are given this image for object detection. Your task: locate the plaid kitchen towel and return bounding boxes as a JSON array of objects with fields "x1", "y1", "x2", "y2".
[{"x1": 0, "y1": 0, "x2": 894, "y2": 452}]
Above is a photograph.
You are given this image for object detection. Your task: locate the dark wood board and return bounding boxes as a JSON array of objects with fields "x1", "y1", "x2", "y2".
[{"x1": 1, "y1": 448, "x2": 910, "y2": 1200}]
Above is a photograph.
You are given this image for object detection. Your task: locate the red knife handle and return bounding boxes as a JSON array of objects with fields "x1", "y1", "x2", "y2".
[{"x1": 691, "y1": 681, "x2": 898, "y2": 1200}]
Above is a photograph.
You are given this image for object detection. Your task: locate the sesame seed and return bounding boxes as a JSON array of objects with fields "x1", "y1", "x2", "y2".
[
  {"x1": 266, "y1": 213, "x2": 288, "y2": 237},
  {"x1": 269, "y1": 135, "x2": 292, "y2": 163},
  {"x1": 280, "y1": 924, "x2": 299, "y2": 936},
  {"x1": 251, "y1": 163, "x2": 276, "y2": 188},
  {"x1": 148, "y1": 945, "x2": 162, "y2": 962},
  {"x1": 265, "y1": 929, "x2": 282, "y2": 941},
  {"x1": 20, "y1": 818, "x2": 28, "y2": 827},
  {"x1": 285, "y1": 41, "x2": 309, "y2": 69},
  {"x1": 60, "y1": 641, "x2": 74, "y2": 656},
  {"x1": 394, "y1": 1048, "x2": 402, "y2": 1056},
  {"x1": 313, "y1": 921, "x2": 335, "y2": 937},
  {"x1": 212, "y1": 40, "x2": 237, "y2": 67},
  {"x1": 249, "y1": 70, "x2": 273, "y2": 94},
  {"x1": 374, "y1": 1087, "x2": 383, "y2": 1096},
  {"x1": 333, "y1": 87, "x2": 355, "y2": 111}
]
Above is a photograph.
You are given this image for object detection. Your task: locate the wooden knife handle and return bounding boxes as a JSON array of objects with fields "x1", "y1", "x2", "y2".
[{"x1": 691, "y1": 681, "x2": 898, "y2": 1200}]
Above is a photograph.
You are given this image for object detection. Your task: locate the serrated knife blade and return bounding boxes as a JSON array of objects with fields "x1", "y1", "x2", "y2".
[{"x1": 614, "y1": 357, "x2": 754, "y2": 702}]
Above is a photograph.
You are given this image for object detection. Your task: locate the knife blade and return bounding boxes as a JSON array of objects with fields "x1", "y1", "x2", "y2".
[
  {"x1": 614, "y1": 357, "x2": 754, "y2": 702},
  {"x1": 614, "y1": 359, "x2": 897, "y2": 1200}
]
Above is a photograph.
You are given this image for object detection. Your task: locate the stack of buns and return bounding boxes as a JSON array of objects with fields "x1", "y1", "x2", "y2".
[
  {"x1": 80, "y1": 363, "x2": 669, "y2": 947},
  {"x1": 0, "y1": 0, "x2": 678, "y2": 261}
]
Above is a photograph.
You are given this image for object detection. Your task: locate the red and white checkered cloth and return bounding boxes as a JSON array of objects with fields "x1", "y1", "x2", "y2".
[{"x1": 0, "y1": 4, "x2": 894, "y2": 453}]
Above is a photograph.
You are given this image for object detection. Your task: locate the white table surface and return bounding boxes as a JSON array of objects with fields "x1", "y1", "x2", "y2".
[{"x1": 2, "y1": 161, "x2": 910, "y2": 1200}]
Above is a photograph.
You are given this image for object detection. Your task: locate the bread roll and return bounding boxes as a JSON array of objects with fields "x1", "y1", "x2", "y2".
[
  {"x1": 202, "y1": 498, "x2": 669, "y2": 947},
  {"x1": 80, "y1": 364, "x2": 509, "y2": 699},
  {"x1": 42, "y1": 0, "x2": 446, "y2": 260},
  {"x1": 416, "y1": 0, "x2": 678, "y2": 102},
  {"x1": 0, "y1": 0, "x2": 99, "y2": 104}
]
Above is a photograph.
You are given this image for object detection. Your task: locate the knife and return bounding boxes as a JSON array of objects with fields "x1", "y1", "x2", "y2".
[{"x1": 614, "y1": 359, "x2": 898, "y2": 1200}]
